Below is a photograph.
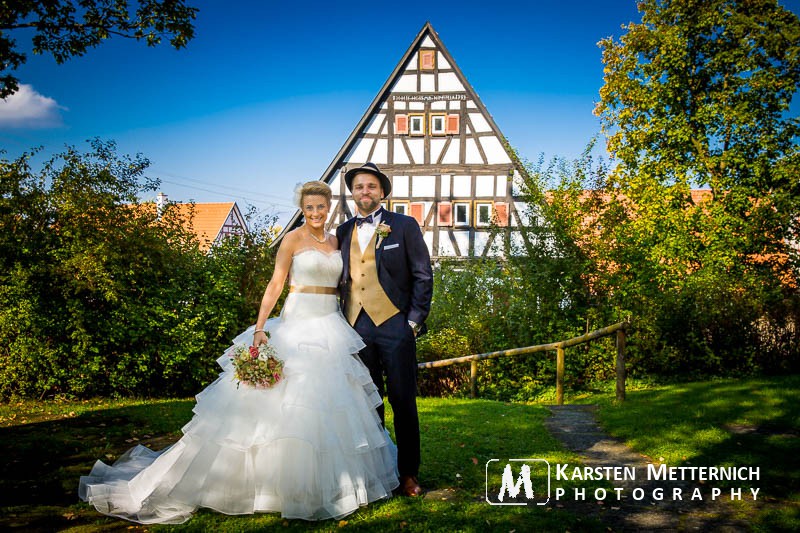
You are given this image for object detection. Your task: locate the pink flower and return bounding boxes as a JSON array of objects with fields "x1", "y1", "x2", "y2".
[{"x1": 249, "y1": 346, "x2": 259, "y2": 359}]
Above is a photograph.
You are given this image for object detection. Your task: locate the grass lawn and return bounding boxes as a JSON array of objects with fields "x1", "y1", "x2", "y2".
[
  {"x1": 593, "y1": 374, "x2": 800, "y2": 532},
  {"x1": 0, "y1": 397, "x2": 603, "y2": 532},
  {"x1": 2, "y1": 375, "x2": 797, "y2": 531}
]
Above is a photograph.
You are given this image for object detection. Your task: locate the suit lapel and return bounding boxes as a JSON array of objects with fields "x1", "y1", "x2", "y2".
[{"x1": 374, "y1": 208, "x2": 394, "y2": 267}]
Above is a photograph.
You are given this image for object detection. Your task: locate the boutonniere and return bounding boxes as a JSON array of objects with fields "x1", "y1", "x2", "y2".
[{"x1": 376, "y1": 222, "x2": 392, "y2": 247}]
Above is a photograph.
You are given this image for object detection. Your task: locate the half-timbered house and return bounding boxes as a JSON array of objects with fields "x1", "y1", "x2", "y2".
[{"x1": 281, "y1": 22, "x2": 530, "y2": 259}]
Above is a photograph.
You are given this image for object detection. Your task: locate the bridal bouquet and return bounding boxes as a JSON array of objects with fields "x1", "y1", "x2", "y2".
[{"x1": 229, "y1": 339, "x2": 284, "y2": 389}]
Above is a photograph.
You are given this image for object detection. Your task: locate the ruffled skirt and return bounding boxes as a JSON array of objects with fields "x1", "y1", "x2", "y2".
[{"x1": 79, "y1": 311, "x2": 398, "y2": 523}]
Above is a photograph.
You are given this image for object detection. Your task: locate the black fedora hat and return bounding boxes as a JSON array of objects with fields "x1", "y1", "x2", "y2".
[{"x1": 344, "y1": 162, "x2": 392, "y2": 198}]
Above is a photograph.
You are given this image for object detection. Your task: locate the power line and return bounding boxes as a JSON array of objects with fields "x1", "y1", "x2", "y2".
[{"x1": 151, "y1": 169, "x2": 295, "y2": 205}]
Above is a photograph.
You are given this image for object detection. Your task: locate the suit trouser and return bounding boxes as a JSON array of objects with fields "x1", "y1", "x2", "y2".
[{"x1": 353, "y1": 310, "x2": 420, "y2": 477}]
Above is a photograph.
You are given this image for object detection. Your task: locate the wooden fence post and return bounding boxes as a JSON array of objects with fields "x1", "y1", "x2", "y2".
[
  {"x1": 616, "y1": 328, "x2": 626, "y2": 402},
  {"x1": 470, "y1": 359, "x2": 478, "y2": 399},
  {"x1": 556, "y1": 344, "x2": 565, "y2": 405}
]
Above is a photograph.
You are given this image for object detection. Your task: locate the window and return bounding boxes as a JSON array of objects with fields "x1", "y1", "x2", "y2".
[
  {"x1": 419, "y1": 49, "x2": 436, "y2": 70},
  {"x1": 445, "y1": 114, "x2": 460, "y2": 134},
  {"x1": 391, "y1": 201, "x2": 408, "y2": 216},
  {"x1": 409, "y1": 114, "x2": 425, "y2": 135},
  {"x1": 395, "y1": 114, "x2": 409, "y2": 135},
  {"x1": 475, "y1": 202, "x2": 493, "y2": 227},
  {"x1": 430, "y1": 113, "x2": 446, "y2": 136},
  {"x1": 454, "y1": 202, "x2": 470, "y2": 226},
  {"x1": 437, "y1": 201, "x2": 452, "y2": 226}
]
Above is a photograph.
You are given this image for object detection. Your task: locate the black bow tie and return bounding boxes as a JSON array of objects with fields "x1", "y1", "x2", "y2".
[{"x1": 355, "y1": 214, "x2": 374, "y2": 226}]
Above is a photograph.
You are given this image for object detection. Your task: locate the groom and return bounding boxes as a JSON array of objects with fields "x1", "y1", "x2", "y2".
[{"x1": 337, "y1": 162, "x2": 433, "y2": 497}]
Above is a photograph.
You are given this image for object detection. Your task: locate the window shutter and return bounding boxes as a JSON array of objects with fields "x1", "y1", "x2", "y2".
[
  {"x1": 419, "y1": 50, "x2": 436, "y2": 70},
  {"x1": 494, "y1": 202, "x2": 509, "y2": 226},
  {"x1": 409, "y1": 202, "x2": 425, "y2": 226},
  {"x1": 437, "y1": 201, "x2": 453, "y2": 226},
  {"x1": 395, "y1": 114, "x2": 409, "y2": 135},
  {"x1": 445, "y1": 114, "x2": 460, "y2": 134}
]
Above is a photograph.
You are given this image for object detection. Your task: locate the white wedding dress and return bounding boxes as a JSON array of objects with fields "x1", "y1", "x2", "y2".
[{"x1": 79, "y1": 249, "x2": 399, "y2": 523}]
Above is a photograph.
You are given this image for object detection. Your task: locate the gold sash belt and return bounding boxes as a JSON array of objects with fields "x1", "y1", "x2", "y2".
[{"x1": 289, "y1": 285, "x2": 338, "y2": 295}]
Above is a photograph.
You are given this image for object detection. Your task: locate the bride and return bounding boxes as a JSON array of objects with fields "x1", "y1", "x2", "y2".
[{"x1": 79, "y1": 181, "x2": 399, "y2": 523}]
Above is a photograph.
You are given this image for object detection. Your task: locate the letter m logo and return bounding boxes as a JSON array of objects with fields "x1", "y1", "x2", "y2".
[{"x1": 485, "y1": 458, "x2": 550, "y2": 506}]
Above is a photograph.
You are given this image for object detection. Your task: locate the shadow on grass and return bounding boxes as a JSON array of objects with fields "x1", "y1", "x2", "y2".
[
  {"x1": 0, "y1": 399, "x2": 194, "y2": 531},
  {"x1": 596, "y1": 375, "x2": 800, "y2": 531}
]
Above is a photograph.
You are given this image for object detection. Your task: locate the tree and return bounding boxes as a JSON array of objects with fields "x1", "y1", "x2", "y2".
[
  {"x1": 592, "y1": 0, "x2": 800, "y2": 374},
  {"x1": 0, "y1": 0, "x2": 198, "y2": 98}
]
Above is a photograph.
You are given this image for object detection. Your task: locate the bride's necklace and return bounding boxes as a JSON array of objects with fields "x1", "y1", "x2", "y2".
[{"x1": 306, "y1": 227, "x2": 327, "y2": 244}]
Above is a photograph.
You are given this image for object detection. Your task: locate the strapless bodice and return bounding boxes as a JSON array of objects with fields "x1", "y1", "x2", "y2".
[{"x1": 282, "y1": 249, "x2": 342, "y2": 320}]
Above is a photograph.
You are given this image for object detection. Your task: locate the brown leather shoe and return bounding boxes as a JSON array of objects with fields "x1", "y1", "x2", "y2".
[{"x1": 400, "y1": 475, "x2": 422, "y2": 497}]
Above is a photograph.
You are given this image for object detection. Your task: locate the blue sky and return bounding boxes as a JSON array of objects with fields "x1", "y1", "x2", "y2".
[{"x1": 0, "y1": 0, "x2": 727, "y2": 223}]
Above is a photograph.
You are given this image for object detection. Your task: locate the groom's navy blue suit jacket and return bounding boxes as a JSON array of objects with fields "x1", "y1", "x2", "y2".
[{"x1": 336, "y1": 209, "x2": 433, "y2": 334}]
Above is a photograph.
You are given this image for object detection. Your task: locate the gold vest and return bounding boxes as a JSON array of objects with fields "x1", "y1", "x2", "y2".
[{"x1": 346, "y1": 227, "x2": 400, "y2": 326}]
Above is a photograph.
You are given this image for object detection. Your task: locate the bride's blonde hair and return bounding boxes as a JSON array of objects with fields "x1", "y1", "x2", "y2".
[{"x1": 294, "y1": 181, "x2": 332, "y2": 208}]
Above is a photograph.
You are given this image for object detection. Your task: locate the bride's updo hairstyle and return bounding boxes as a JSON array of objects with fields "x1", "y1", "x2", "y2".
[{"x1": 294, "y1": 181, "x2": 332, "y2": 208}]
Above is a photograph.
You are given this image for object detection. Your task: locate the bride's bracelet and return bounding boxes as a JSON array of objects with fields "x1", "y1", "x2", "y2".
[{"x1": 254, "y1": 329, "x2": 265, "y2": 333}]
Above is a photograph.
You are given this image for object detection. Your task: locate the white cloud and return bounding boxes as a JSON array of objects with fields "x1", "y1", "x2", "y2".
[{"x1": 0, "y1": 84, "x2": 66, "y2": 128}]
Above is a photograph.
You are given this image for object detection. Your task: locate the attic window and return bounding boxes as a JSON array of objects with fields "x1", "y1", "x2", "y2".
[
  {"x1": 419, "y1": 49, "x2": 436, "y2": 70},
  {"x1": 409, "y1": 114, "x2": 425, "y2": 135},
  {"x1": 430, "y1": 114, "x2": 446, "y2": 136}
]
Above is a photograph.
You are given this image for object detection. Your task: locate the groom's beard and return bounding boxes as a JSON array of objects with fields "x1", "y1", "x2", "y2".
[{"x1": 355, "y1": 196, "x2": 381, "y2": 215}]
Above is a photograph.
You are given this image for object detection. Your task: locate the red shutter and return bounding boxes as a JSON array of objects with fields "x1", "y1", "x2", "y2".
[
  {"x1": 437, "y1": 202, "x2": 453, "y2": 226},
  {"x1": 409, "y1": 202, "x2": 424, "y2": 226},
  {"x1": 395, "y1": 114, "x2": 409, "y2": 135},
  {"x1": 420, "y1": 50, "x2": 435, "y2": 70},
  {"x1": 445, "y1": 114, "x2": 460, "y2": 134},
  {"x1": 494, "y1": 202, "x2": 509, "y2": 227}
]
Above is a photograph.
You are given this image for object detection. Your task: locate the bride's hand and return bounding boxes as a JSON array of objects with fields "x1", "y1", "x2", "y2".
[{"x1": 253, "y1": 330, "x2": 268, "y2": 347}]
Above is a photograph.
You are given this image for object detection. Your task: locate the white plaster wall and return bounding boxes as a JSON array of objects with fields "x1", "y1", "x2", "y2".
[
  {"x1": 395, "y1": 101, "x2": 406, "y2": 110},
  {"x1": 474, "y1": 231, "x2": 490, "y2": 255},
  {"x1": 409, "y1": 102, "x2": 425, "y2": 111},
  {"x1": 347, "y1": 138, "x2": 373, "y2": 162},
  {"x1": 372, "y1": 139, "x2": 388, "y2": 164},
  {"x1": 423, "y1": 232, "x2": 434, "y2": 255},
  {"x1": 365, "y1": 114, "x2": 382, "y2": 135},
  {"x1": 449, "y1": 101, "x2": 461, "y2": 110},
  {"x1": 421, "y1": 37, "x2": 435, "y2": 47},
  {"x1": 431, "y1": 100, "x2": 447, "y2": 110},
  {"x1": 437, "y1": 234, "x2": 456, "y2": 256},
  {"x1": 438, "y1": 72, "x2": 463, "y2": 92},
  {"x1": 430, "y1": 138, "x2": 446, "y2": 163},
  {"x1": 393, "y1": 140, "x2": 410, "y2": 164},
  {"x1": 413, "y1": 176, "x2": 436, "y2": 197},
  {"x1": 480, "y1": 136, "x2": 512, "y2": 163},
  {"x1": 407, "y1": 138, "x2": 424, "y2": 163},
  {"x1": 476, "y1": 175, "x2": 495, "y2": 197},
  {"x1": 440, "y1": 175, "x2": 451, "y2": 196},
  {"x1": 441, "y1": 142, "x2": 460, "y2": 164},
  {"x1": 438, "y1": 53, "x2": 451, "y2": 69},
  {"x1": 465, "y1": 138, "x2": 483, "y2": 163},
  {"x1": 453, "y1": 230, "x2": 470, "y2": 255},
  {"x1": 393, "y1": 74, "x2": 416, "y2": 92},
  {"x1": 392, "y1": 175, "x2": 409, "y2": 197},
  {"x1": 420, "y1": 74, "x2": 435, "y2": 92},
  {"x1": 467, "y1": 101, "x2": 477, "y2": 109},
  {"x1": 468, "y1": 113, "x2": 491, "y2": 132},
  {"x1": 496, "y1": 175, "x2": 507, "y2": 195},
  {"x1": 453, "y1": 175, "x2": 471, "y2": 197}
]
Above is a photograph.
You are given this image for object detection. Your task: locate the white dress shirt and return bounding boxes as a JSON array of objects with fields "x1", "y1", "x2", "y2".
[{"x1": 356, "y1": 208, "x2": 382, "y2": 253}]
